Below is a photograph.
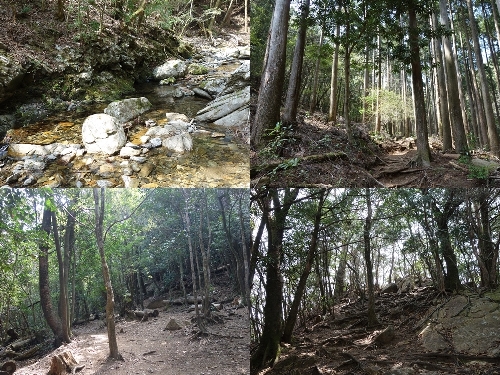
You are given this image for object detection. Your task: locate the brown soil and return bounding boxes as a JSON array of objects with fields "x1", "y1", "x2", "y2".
[
  {"x1": 250, "y1": 113, "x2": 500, "y2": 188},
  {"x1": 253, "y1": 288, "x2": 500, "y2": 375},
  {"x1": 15, "y1": 305, "x2": 249, "y2": 375}
]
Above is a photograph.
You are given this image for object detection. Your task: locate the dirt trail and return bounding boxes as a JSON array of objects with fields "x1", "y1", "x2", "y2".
[{"x1": 15, "y1": 305, "x2": 249, "y2": 375}]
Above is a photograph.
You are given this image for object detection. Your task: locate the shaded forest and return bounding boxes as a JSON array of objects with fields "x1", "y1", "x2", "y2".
[
  {"x1": 0, "y1": 188, "x2": 250, "y2": 374},
  {"x1": 250, "y1": 188, "x2": 500, "y2": 374},
  {"x1": 250, "y1": 0, "x2": 500, "y2": 187}
]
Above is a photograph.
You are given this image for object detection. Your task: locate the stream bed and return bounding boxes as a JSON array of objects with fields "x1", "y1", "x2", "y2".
[{"x1": 0, "y1": 80, "x2": 249, "y2": 188}]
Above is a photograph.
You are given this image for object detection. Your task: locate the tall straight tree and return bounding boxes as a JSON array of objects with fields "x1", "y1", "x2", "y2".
[
  {"x1": 93, "y1": 188, "x2": 122, "y2": 360},
  {"x1": 466, "y1": 0, "x2": 500, "y2": 156},
  {"x1": 282, "y1": 0, "x2": 310, "y2": 125},
  {"x1": 251, "y1": 0, "x2": 291, "y2": 147},
  {"x1": 438, "y1": 0, "x2": 468, "y2": 154}
]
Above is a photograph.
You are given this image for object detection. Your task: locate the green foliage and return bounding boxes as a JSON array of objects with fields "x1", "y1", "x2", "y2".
[
  {"x1": 363, "y1": 89, "x2": 411, "y2": 132},
  {"x1": 270, "y1": 158, "x2": 299, "y2": 176},
  {"x1": 468, "y1": 165, "x2": 490, "y2": 180},
  {"x1": 259, "y1": 122, "x2": 295, "y2": 159}
]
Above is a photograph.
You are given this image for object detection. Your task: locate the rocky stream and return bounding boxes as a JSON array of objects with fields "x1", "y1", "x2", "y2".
[{"x1": 0, "y1": 31, "x2": 250, "y2": 188}]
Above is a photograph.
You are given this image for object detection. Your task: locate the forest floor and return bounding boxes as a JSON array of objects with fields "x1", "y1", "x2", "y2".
[
  {"x1": 253, "y1": 287, "x2": 500, "y2": 375},
  {"x1": 250, "y1": 113, "x2": 500, "y2": 188}
]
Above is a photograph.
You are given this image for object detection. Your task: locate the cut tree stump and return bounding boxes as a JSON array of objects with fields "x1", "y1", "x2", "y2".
[
  {"x1": 0, "y1": 360, "x2": 16, "y2": 374},
  {"x1": 48, "y1": 351, "x2": 84, "y2": 375}
]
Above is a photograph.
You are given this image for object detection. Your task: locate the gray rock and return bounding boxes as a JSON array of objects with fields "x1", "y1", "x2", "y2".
[
  {"x1": 0, "y1": 114, "x2": 15, "y2": 139},
  {"x1": 153, "y1": 60, "x2": 188, "y2": 80},
  {"x1": 220, "y1": 61, "x2": 250, "y2": 96},
  {"x1": 119, "y1": 146, "x2": 142, "y2": 158},
  {"x1": 200, "y1": 78, "x2": 226, "y2": 96},
  {"x1": 0, "y1": 54, "x2": 25, "y2": 104},
  {"x1": 96, "y1": 180, "x2": 114, "y2": 188},
  {"x1": 122, "y1": 175, "x2": 140, "y2": 188},
  {"x1": 238, "y1": 46, "x2": 250, "y2": 59},
  {"x1": 193, "y1": 87, "x2": 212, "y2": 100},
  {"x1": 166, "y1": 113, "x2": 189, "y2": 122},
  {"x1": 104, "y1": 97, "x2": 152, "y2": 123},
  {"x1": 24, "y1": 157, "x2": 46, "y2": 171},
  {"x1": 82, "y1": 114, "x2": 126, "y2": 155},
  {"x1": 196, "y1": 86, "x2": 250, "y2": 125},
  {"x1": 165, "y1": 318, "x2": 182, "y2": 331},
  {"x1": 163, "y1": 133, "x2": 192, "y2": 153},
  {"x1": 130, "y1": 156, "x2": 147, "y2": 164},
  {"x1": 214, "y1": 106, "x2": 249, "y2": 127},
  {"x1": 150, "y1": 137, "x2": 162, "y2": 148}
]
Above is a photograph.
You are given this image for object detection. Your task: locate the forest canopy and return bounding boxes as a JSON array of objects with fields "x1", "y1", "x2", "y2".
[
  {"x1": 0, "y1": 188, "x2": 250, "y2": 355},
  {"x1": 250, "y1": 188, "x2": 500, "y2": 372}
]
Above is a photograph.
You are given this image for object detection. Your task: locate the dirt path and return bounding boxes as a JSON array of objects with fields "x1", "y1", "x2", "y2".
[{"x1": 16, "y1": 306, "x2": 249, "y2": 375}]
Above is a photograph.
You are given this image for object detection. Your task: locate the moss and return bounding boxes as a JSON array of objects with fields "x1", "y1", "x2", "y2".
[
  {"x1": 159, "y1": 77, "x2": 176, "y2": 85},
  {"x1": 188, "y1": 63, "x2": 208, "y2": 75},
  {"x1": 177, "y1": 41, "x2": 193, "y2": 59}
]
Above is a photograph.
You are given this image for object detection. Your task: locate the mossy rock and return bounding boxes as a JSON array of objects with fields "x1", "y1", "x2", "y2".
[
  {"x1": 188, "y1": 63, "x2": 208, "y2": 75},
  {"x1": 177, "y1": 42, "x2": 193, "y2": 59},
  {"x1": 159, "y1": 77, "x2": 175, "y2": 85}
]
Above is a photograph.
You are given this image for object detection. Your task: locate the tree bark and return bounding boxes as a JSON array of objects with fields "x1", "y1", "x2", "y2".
[
  {"x1": 408, "y1": 5, "x2": 432, "y2": 167},
  {"x1": 251, "y1": 0, "x2": 291, "y2": 147},
  {"x1": 363, "y1": 189, "x2": 379, "y2": 327},
  {"x1": 282, "y1": 0, "x2": 309, "y2": 125},
  {"x1": 93, "y1": 188, "x2": 121, "y2": 360},
  {"x1": 282, "y1": 189, "x2": 326, "y2": 343},
  {"x1": 309, "y1": 28, "x2": 324, "y2": 113}
]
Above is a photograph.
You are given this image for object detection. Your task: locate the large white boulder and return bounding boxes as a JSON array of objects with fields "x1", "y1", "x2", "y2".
[
  {"x1": 104, "y1": 97, "x2": 152, "y2": 123},
  {"x1": 82, "y1": 114, "x2": 126, "y2": 154},
  {"x1": 153, "y1": 60, "x2": 188, "y2": 80}
]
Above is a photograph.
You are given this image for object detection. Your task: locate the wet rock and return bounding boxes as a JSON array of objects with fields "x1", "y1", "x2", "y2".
[
  {"x1": 23, "y1": 175, "x2": 36, "y2": 186},
  {"x1": 122, "y1": 175, "x2": 140, "y2": 188},
  {"x1": 193, "y1": 87, "x2": 212, "y2": 100},
  {"x1": 17, "y1": 102, "x2": 49, "y2": 126},
  {"x1": 130, "y1": 156, "x2": 147, "y2": 164},
  {"x1": 96, "y1": 180, "x2": 114, "y2": 188},
  {"x1": 199, "y1": 78, "x2": 226, "y2": 96},
  {"x1": 188, "y1": 63, "x2": 209, "y2": 75},
  {"x1": 220, "y1": 60, "x2": 250, "y2": 96},
  {"x1": 138, "y1": 163, "x2": 154, "y2": 177},
  {"x1": 150, "y1": 137, "x2": 162, "y2": 148},
  {"x1": 119, "y1": 146, "x2": 142, "y2": 158},
  {"x1": 104, "y1": 97, "x2": 152, "y2": 123},
  {"x1": 165, "y1": 113, "x2": 189, "y2": 122},
  {"x1": 98, "y1": 163, "x2": 116, "y2": 177},
  {"x1": 0, "y1": 54, "x2": 25, "y2": 104},
  {"x1": 214, "y1": 106, "x2": 249, "y2": 127},
  {"x1": 196, "y1": 87, "x2": 250, "y2": 126},
  {"x1": 163, "y1": 134, "x2": 192, "y2": 153},
  {"x1": 82, "y1": 113, "x2": 126, "y2": 155},
  {"x1": 153, "y1": 60, "x2": 188, "y2": 80}
]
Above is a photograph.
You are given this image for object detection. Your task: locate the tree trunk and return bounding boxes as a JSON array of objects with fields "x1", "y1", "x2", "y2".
[
  {"x1": 439, "y1": 0, "x2": 468, "y2": 153},
  {"x1": 282, "y1": 189, "x2": 326, "y2": 343},
  {"x1": 238, "y1": 191, "x2": 251, "y2": 308},
  {"x1": 309, "y1": 28, "x2": 324, "y2": 113},
  {"x1": 408, "y1": 5, "x2": 432, "y2": 167},
  {"x1": 363, "y1": 189, "x2": 379, "y2": 327},
  {"x1": 467, "y1": 0, "x2": 500, "y2": 156},
  {"x1": 38, "y1": 200, "x2": 65, "y2": 347},
  {"x1": 329, "y1": 24, "x2": 341, "y2": 122},
  {"x1": 282, "y1": 0, "x2": 309, "y2": 125},
  {"x1": 93, "y1": 188, "x2": 121, "y2": 360},
  {"x1": 251, "y1": 0, "x2": 291, "y2": 147},
  {"x1": 250, "y1": 188, "x2": 300, "y2": 372}
]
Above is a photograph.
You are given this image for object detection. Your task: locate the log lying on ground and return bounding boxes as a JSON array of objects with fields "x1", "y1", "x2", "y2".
[
  {"x1": 128, "y1": 309, "x2": 159, "y2": 321},
  {"x1": 48, "y1": 351, "x2": 84, "y2": 375},
  {"x1": 9, "y1": 337, "x2": 36, "y2": 351},
  {"x1": 146, "y1": 299, "x2": 169, "y2": 309},
  {"x1": 12, "y1": 343, "x2": 42, "y2": 360}
]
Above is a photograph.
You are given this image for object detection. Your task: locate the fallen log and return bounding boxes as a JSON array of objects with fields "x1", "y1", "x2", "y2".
[
  {"x1": 250, "y1": 152, "x2": 348, "y2": 178},
  {"x1": 9, "y1": 337, "x2": 36, "y2": 351},
  {"x1": 13, "y1": 343, "x2": 41, "y2": 360}
]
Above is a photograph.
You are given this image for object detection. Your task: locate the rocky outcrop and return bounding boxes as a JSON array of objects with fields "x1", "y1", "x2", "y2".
[
  {"x1": 195, "y1": 61, "x2": 249, "y2": 128},
  {"x1": 143, "y1": 118, "x2": 193, "y2": 153},
  {"x1": 103, "y1": 97, "x2": 152, "y2": 123},
  {"x1": 153, "y1": 60, "x2": 188, "y2": 80},
  {"x1": 82, "y1": 114, "x2": 126, "y2": 154},
  {"x1": 418, "y1": 291, "x2": 500, "y2": 356},
  {"x1": 0, "y1": 54, "x2": 25, "y2": 104}
]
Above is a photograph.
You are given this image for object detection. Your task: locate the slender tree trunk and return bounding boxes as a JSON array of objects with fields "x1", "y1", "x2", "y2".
[
  {"x1": 93, "y1": 188, "x2": 121, "y2": 360},
  {"x1": 282, "y1": 0, "x2": 309, "y2": 125},
  {"x1": 408, "y1": 5, "x2": 432, "y2": 167},
  {"x1": 309, "y1": 28, "x2": 324, "y2": 113},
  {"x1": 363, "y1": 189, "x2": 379, "y2": 327},
  {"x1": 238, "y1": 191, "x2": 251, "y2": 308},
  {"x1": 467, "y1": 0, "x2": 500, "y2": 156},
  {"x1": 375, "y1": 34, "x2": 382, "y2": 133},
  {"x1": 282, "y1": 190, "x2": 326, "y2": 343},
  {"x1": 329, "y1": 24, "x2": 341, "y2": 122}
]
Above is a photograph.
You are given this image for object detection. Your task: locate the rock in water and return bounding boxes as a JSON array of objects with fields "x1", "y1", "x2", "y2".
[
  {"x1": 103, "y1": 97, "x2": 152, "y2": 123},
  {"x1": 82, "y1": 114, "x2": 126, "y2": 155},
  {"x1": 153, "y1": 60, "x2": 188, "y2": 80}
]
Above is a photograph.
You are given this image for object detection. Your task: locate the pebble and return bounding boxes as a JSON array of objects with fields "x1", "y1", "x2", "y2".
[
  {"x1": 122, "y1": 175, "x2": 140, "y2": 188},
  {"x1": 96, "y1": 179, "x2": 114, "y2": 188},
  {"x1": 130, "y1": 156, "x2": 147, "y2": 164}
]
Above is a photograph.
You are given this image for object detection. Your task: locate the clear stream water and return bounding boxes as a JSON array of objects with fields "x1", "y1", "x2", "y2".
[{"x1": 2, "y1": 81, "x2": 249, "y2": 188}]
